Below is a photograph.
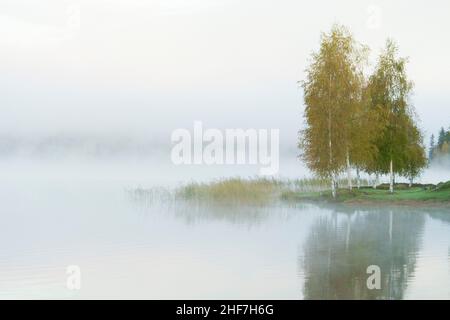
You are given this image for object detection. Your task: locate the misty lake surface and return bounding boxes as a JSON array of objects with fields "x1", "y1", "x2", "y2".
[{"x1": 0, "y1": 160, "x2": 449, "y2": 299}]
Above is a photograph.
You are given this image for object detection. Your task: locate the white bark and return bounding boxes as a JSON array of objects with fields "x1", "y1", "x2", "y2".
[
  {"x1": 328, "y1": 74, "x2": 336, "y2": 199},
  {"x1": 389, "y1": 159, "x2": 394, "y2": 193},
  {"x1": 346, "y1": 150, "x2": 352, "y2": 190},
  {"x1": 373, "y1": 173, "x2": 379, "y2": 189},
  {"x1": 409, "y1": 177, "x2": 413, "y2": 188},
  {"x1": 356, "y1": 168, "x2": 361, "y2": 189},
  {"x1": 331, "y1": 174, "x2": 336, "y2": 198}
]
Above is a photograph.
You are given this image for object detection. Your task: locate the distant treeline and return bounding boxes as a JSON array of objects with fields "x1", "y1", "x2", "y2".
[{"x1": 429, "y1": 127, "x2": 450, "y2": 162}]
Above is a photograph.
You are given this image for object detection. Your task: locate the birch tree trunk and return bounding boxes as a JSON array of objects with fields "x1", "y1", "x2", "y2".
[
  {"x1": 328, "y1": 74, "x2": 336, "y2": 199},
  {"x1": 331, "y1": 175, "x2": 336, "y2": 198},
  {"x1": 373, "y1": 173, "x2": 379, "y2": 189},
  {"x1": 409, "y1": 177, "x2": 413, "y2": 188},
  {"x1": 346, "y1": 150, "x2": 352, "y2": 190},
  {"x1": 356, "y1": 167, "x2": 361, "y2": 189},
  {"x1": 389, "y1": 159, "x2": 394, "y2": 193}
]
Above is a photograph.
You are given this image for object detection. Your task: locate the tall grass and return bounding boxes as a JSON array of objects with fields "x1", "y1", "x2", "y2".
[
  {"x1": 127, "y1": 177, "x2": 374, "y2": 206},
  {"x1": 174, "y1": 177, "x2": 284, "y2": 205}
]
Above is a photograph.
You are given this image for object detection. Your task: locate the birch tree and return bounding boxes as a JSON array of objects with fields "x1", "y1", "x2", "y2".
[
  {"x1": 367, "y1": 40, "x2": 417, "y2": 193},
  {"x1": 299, "y1": 25, "x2": 366, "y2": 197}
]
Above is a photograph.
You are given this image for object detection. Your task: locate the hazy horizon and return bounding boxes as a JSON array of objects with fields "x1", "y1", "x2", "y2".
[{"x1": 1, "y1": 1, "x2": 450, "y2": 145}]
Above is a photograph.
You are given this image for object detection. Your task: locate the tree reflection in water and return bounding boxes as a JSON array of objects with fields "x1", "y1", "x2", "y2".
[{"x1": 299, "y1": 205, "x2": 426, "y2": 299}]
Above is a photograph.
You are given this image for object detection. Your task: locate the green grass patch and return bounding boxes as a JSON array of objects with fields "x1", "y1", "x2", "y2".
[{"x1": 282, "y1": 183, "x2": 450, "y2": 204}]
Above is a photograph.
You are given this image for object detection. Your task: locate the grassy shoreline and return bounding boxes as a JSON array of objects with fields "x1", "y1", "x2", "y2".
[
  {"x1": 173, "y1": 178, "x2": 450, "y2": 207},
  {"x1": 281, "y1": 182, "x2": 450, "y2": 207}
]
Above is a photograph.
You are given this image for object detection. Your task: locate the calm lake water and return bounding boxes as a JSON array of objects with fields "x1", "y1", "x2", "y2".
[{"x1": 0, "y1": 160, "x2": 449, "y2": 299}]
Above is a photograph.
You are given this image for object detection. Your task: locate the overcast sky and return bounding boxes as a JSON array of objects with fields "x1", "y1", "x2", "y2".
[{"x1": 1, "y1": 0, "x2": 449, "y2": 145}]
